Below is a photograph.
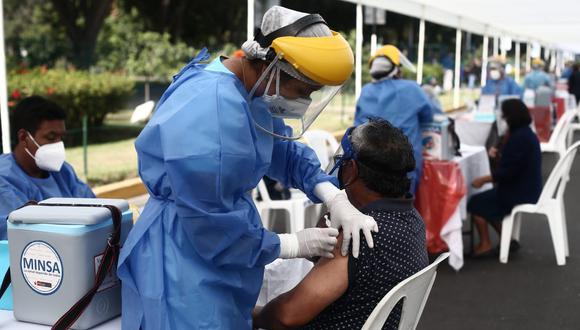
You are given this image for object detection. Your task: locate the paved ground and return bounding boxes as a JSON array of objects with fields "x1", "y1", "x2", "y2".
[{"x1": 419, "y1": 151, "x2": 580, "y2": 330}]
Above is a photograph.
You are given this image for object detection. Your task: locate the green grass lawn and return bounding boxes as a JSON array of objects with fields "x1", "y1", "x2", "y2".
[
  {"x1": 66, "y1": 137, "x2": 138, "y2": 187},
  {"x1": 73, "y1": 88, "x2": 476, "y2": 188}
]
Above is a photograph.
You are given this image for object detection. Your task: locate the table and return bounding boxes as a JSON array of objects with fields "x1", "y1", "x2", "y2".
[
  {"x1": 453, "y1": 116, "x2": 494, "y2": 147},
  {"x1": 0, "y1": 311, "x2": 120, "y2": 329},
  {"x1": 417, "y1": 145, "x2": 492, "y2": 271}
]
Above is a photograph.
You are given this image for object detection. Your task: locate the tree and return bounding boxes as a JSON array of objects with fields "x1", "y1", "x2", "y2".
[
  {"x1": 3, "y1": 0, "x2": 70, "y2": 69},
  {"x1": 49, "y1": 0, "x2": 114, "y2": 69}
]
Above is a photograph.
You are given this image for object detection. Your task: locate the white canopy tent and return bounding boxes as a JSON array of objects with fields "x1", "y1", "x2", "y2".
[{"x1": 342, "y1": 0, "x2": 580, "y2": 109}]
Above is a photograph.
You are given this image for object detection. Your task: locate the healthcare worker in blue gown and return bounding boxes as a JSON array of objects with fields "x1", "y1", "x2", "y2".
[
  {"x1": 481, "y1": 56, "x2": 523, "y2": 96},
  {"x1": 118, "y1": 6, "x2": 379, "y2": 329},
  {"x1": 354, "y1": 45, "x2": 434, "y2": 193},
  {"x1": 0, "y1": 96, "x2": 95, "y2": 239}
]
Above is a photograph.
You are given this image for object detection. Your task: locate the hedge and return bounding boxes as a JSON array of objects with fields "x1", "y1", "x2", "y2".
[{"x1": 8, "y1": 68, "x2": 135, "y2": 127}]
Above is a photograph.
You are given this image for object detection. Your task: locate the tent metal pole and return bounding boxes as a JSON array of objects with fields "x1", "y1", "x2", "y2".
[
  {"x1": 0, "y1": 0, "x2": 10, "y2": 153},
  {"x1": 247, "y1": 0, "x2": 255, "y2": 41},
  {"x1": 416, "y1": 18, "x2": 425, "y2": 85},
  {"x1": 525, "y1": 42, "x2": 531, "y2": 73},
  {"x1": 481, "y1": 34, "x2": 489, "y2": 87},
  {"x1": 355, "y1": 1, "x2": 363, "y2": 100},
  {"x1": 515, "y1": 42, "x2": 521, "y2": 83},
  {"x1": 453, "y1": 28, "x2": 462, "y2": 108}
]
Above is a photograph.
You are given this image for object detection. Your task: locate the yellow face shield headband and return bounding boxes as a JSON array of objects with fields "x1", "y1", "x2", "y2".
[{"x1": 270, "y1": 31, "x2": 354, "y2": 86}]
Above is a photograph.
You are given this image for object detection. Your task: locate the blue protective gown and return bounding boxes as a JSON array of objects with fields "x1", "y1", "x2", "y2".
[
  {"x1": 481, "y1": 76, "x2": 523, "y2": 96},
  {"x1": 354, "y1": 79, "x2": 434, "y2": 193},
  {"x1": 523, "y1": 70, "x2": 552, "y2": 90},
  {"x1": 117, "y1": 50, "x2": 335, "y2": 330},
  {"x1": 0, "y1": 154, "x2": 95, "y2": 239}
]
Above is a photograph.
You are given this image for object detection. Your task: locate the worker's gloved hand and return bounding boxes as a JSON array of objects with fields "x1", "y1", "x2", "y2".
[
  {"x1": 278, "y1": 227, "x2": 339, "y2": 259},
  {"x1": 326, "y1": 190, "x2": 378, "y2": 258}
]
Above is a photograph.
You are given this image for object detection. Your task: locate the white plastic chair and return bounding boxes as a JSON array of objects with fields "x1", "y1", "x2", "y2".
[
  {"x1": 500, "y1": 141, "x2": 580, "y2": 266},
  {"x1": 130, "y1": 100, "x2": 155, "y2": 123},
  {"x1": 566, "y1": 104, "x2": 580, "y2": 147},
  {"x1": 541, "y1": 108, "x2": 576, "y2": 159},
  {"x1": 253, "y1": 180, "x2": 313, "y2": 233},
  {"x1": 361, "y1": 253, "x2": 449, "y2": 330},
  {"x1": 302, "y1": 130, "x2": 340, "y2": 170}
]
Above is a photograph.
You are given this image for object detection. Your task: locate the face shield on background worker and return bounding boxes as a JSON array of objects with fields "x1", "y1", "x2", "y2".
[
  {"x1": 242, "y1": 12, "x2": 353, "y2": 139},
  {"x1": 368, "y1": 45, "x2": 416, "y2": 82}
]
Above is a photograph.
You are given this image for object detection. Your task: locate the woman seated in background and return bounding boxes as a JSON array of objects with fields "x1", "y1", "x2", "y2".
[{"x1": 469, "y1": 99, "x2": 542, "y2": 257}]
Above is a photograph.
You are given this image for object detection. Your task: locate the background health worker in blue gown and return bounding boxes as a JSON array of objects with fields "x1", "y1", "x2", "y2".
[
  {"x1": 354, "y1": 45, "x2": 435, "y2": 193},
  {"x1": 118, "y1": 6, "x2": 379, "y2": 330}
]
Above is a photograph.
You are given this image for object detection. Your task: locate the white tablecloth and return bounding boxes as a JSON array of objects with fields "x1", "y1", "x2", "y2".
[
  {"x1": 440, "y1": 145, "x2": 493, "y2": 271},
  {"x1": 454, "y1": 119, "x2": 493, "y2": 147},
  {"x1": 0, "y1": 311, "x2": 120, "y2": 329}
]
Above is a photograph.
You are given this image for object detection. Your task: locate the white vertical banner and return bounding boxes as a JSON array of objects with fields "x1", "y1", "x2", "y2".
[
  {"x1": 453, "y1": 28, "x2": 462, "y2": 109},
  {"x1": 514, "y1": 42, "x2": 521, "y2": 83},
  {"x1": 481, "y1": 34, "x2": 489, "y2": 87},
  {"x1": 0, "y1": 0, "x2": 10, "y2": 153},
  {"x1": 416, "y1": 18, "x2": 425, "y2": 85},
  {"x1": 247, "y1": 0, "x2": 255, "y2": 41},
  {"x1": 493, "y1": 36, "x2": 499, "y2": 56},
  {"x1": 355, "y1": 2, "x2": 363, "y2": 101}
]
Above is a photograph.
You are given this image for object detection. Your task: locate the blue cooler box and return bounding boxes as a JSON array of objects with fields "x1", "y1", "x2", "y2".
[
  {"x1": 7, "y1": 198, "x2": 132, "y2": 329},
  {"x1": 0, "y1": 240, "x2": 12, "y2": 310}
]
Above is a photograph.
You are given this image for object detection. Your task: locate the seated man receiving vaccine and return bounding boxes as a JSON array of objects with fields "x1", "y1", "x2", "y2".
[
  {"x1": 0, "y1": 96, "x2": 95, "y2": 239},
  {"x1": 253, "y1": 118, "x2": 428, "y2": 330}
]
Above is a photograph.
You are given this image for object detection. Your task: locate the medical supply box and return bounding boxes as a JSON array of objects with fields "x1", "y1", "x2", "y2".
[
  {"x1": 421, "y1": 115, "x2": 454, "y2": 161},
  {"x1": 7, "y1": 198, "x2": 133, "y2": 329}
]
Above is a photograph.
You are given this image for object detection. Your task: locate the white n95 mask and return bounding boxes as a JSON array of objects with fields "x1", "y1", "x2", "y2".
[
  {"x1": 489, "y1": 70, "x2": 501, "y2": 80},
  {"x1": 262, "y1": 66, "x2": 312, "y2": 119},
  {"x1": 25, "y1": 132, "x2": 66, "y2": 172}
]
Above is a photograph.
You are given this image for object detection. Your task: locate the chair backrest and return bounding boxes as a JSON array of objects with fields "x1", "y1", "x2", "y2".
[
  {"x1": 130, "y1": 100, "x2": 155, "y2": 123},
  {"x1": 361, "y1": 253, "x2": 449, "y2": 330},
  {"x1": 540, "y1": 141, "x2": 580, "y2": 202},
  {"x1": 548, "y1": 108, "x2": 576, "y2": 148},
  {"x1": 303, "y1": 130, "x2": 340, "y2": 170}
]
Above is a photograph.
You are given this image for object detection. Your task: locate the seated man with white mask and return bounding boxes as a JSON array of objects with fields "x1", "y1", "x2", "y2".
[{"x1": 0, "y1": 96, "x2": 95, "y2": 239}]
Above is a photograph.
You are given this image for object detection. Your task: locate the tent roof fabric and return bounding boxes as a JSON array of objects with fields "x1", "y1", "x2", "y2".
[{"x1": 342, "y1": 0, "x2": 580, "y2": 53}]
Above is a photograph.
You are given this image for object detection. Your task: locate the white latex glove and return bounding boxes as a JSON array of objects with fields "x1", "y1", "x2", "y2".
[
  {"x1": 325, "y1": 190, "x2": 379, "y2": 258},
  {"x1": 278, "y1": 227, "x2": 339, "y2": 259}
]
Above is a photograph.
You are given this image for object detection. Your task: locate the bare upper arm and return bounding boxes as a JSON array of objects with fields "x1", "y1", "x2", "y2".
[{"x1": 273, "y1": 233, "x2": 349, "y2": 326}]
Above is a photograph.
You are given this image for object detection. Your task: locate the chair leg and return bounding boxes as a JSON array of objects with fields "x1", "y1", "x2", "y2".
[
  {"x1": 260, "y1": 208, "x2": 271, "y2": 230},
  {"x1": 499, "y1": 215, "x2": 514, "y2": 263},
  {"x1": 547, "y1": 211, "x2": 566, "y2": 266},
  {"x1": 511, "y1": 213, "x2": 521, "y2": 242},
  {"x1": 560, "y1": 200, "x2": 569, "y2": 257}
]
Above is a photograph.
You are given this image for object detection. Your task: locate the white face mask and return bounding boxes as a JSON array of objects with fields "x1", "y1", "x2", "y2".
[
  {"x1": 489, "y1": 70, "x2": 501, "y2": 80},
  {"x1": 25, "y1": 132, "x2": 66, "y2": 172},
  {"x1": 261, "y1": 66, "x2": 312, "y2": 119}
]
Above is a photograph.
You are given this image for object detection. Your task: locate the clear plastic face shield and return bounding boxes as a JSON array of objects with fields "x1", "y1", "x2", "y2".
[
  {"x1": 248, "y1": 56, "x2": 343, "y2": 140},
  {"x1": 327, "y1": 126, "x2": 356, "y2": 175}
]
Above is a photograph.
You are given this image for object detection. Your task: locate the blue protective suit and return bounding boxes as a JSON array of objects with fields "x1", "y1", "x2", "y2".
[
  {"x1": 481, "y1": 76, "x2": 523, "y2": 96},
  {"x1": 0, "y1": 153, "x2": 95, "y2": 239},
  {"x1": 354, "y1": 79, "x2": 434, "y2": 192},
  {"x1": 523, "y1": 70, "x2": 552, "y2": 90},
  {"x1": 117, "y1": 50, "x2": 334, "y2": 330}
]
